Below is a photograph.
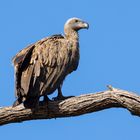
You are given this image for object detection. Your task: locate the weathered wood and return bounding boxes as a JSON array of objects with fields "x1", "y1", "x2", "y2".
[{"x1": 0, "y1": 86, "x2": 140, "y2": 126}]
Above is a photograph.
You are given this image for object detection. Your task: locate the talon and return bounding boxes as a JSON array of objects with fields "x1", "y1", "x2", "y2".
[
  {"x1": 52, "y1": 95, "x2": 74, "y2": 101},
  {"x1": 53, "y1": 85, "x2": 74, "y2": 101}
]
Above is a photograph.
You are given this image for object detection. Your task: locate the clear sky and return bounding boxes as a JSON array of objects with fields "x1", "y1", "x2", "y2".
[{"x1": 0, "y1": 0, "x2": 140, "y2": 139}]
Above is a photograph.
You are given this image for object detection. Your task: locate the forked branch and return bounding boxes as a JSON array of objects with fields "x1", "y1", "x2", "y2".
[{"x1": 0, "y1": 86, "x2": 140, "y2": 126}]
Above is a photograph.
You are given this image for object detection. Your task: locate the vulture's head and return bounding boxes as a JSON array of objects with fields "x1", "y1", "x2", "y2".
[{"x1": 64, "y1": 17, "x2": 89, "y2": 32}]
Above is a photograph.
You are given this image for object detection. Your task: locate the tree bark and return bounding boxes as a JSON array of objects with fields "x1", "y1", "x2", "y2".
[{"x1": 0, "y1": 86, "x2": 140, "y2": 126}]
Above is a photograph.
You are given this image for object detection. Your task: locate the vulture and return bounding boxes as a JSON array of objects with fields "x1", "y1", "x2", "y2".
[{"x1": 12, "y1": 17, "x2": 89, "y2": 108}]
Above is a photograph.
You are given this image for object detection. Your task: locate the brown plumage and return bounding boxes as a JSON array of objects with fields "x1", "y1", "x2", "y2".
[{"x1": 12, "y1": 17, "x2": 89, "y2": 107}]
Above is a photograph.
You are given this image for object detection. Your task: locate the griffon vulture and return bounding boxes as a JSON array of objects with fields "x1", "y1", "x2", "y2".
[{"x1": 12, "y1": 17, "x2": 89, "y2": 107}]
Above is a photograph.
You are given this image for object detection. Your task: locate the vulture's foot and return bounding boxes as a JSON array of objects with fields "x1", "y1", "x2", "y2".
[
  {"x1": 53, "y1": 95, "x2": 74, "y2": 101},
  {"x1": 53, "y1": 86, "x2": 74, "y2": 101}
]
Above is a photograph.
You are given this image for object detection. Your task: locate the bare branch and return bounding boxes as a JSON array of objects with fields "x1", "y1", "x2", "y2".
[{"x1": 0, "y1": 86, "x2": 140, "y2": 126}]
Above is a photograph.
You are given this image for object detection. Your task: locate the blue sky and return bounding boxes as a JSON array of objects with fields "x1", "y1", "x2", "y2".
[{"x1": 0, "y1": 0, "x2": 140, "y2": 139}]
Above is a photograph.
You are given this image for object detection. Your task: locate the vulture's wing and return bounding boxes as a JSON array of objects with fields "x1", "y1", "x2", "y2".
[
  {"x1": 12, "y1": 44, "x2": 35, "y2": 97},
  {"x1": 14, "y1": 34, "x2": 71, "y2": 98},
  {"x1": 12, "y1": 44, "x2": 35, "y2": 67}
]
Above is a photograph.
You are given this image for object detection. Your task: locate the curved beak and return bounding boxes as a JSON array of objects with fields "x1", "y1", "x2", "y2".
[
  {"x1": 83, "y1": 22, "x2": 89, "y2": 29},
  {"x1": 72, "y1": 20, "x2": 89, "y2": 30}
]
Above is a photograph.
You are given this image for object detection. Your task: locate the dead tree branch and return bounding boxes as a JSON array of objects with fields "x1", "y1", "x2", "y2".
[{"x1": 0, "y1": 86, "x2": 140, "y2": 126}]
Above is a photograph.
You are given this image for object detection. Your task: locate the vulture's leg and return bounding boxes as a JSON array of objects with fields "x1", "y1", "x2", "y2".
[
  {"x1": 43, "y1": 95, "x2": 51, "y2": 102},
  {"x1": 24, "y1": 96, "x2": 39, "y2": 109},
  {"x1": 53, "y1": 85, "x2": 74, "y2": 101},
  {"x1": 40, "y1": 95, "x2": 51, "y2": 106}
]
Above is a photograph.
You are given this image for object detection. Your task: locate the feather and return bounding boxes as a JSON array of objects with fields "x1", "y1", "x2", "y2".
[
  {"x1": 13, "y1": 44, "x2": 35, "y2": 97},
  {"x1": 21, "y1": 64, "x2": 34, "y2": 95},
  {"x1": 12, "y1": 17, "x2": 89, "y2": 107}
]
